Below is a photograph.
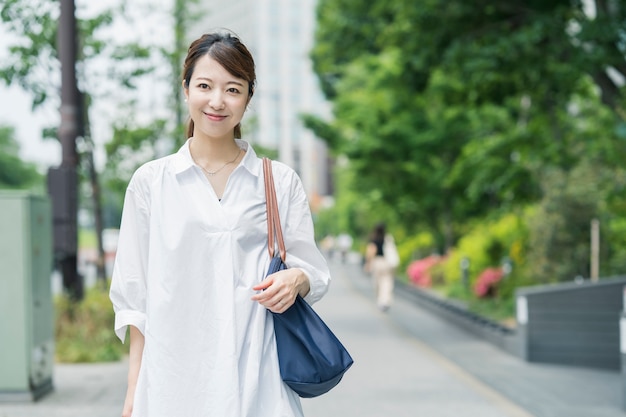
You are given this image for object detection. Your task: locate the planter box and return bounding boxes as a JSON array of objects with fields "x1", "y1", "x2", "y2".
[
  {"x1": 516, "y1": 276, "x2": 626, "y2": 370},
  {"x1": 397, "y1": 276, "x2": 626, "y2": 370}
]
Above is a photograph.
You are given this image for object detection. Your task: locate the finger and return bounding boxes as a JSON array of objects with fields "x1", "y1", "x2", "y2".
[
  {"x1": 259, "y1": 290, "x2": 285, "y2": 307},
  {"x1": 269, "y1": 299, "x2": 292, "y2": 314},
  {"x1": 251, "y1": 286, "x2": 280, "y2": 303},
  {"x1": 252, "y1": 277, "x2": 273, "y2": 292}
]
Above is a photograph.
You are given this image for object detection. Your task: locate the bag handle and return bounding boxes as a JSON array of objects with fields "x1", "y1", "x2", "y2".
[{"x1": 263, "y1": 157, "x2": 286, "y2": 262}]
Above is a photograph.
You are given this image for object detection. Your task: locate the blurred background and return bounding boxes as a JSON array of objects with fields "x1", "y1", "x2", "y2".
[{"x1": 1, "y1": 0, "x2": 626, "y2": 411}]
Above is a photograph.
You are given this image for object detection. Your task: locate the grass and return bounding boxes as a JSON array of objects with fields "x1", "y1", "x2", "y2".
[
  {"x1": 467, "y1": 297, "x2": 516, "y2": 327},
  {"x1": 55, "y1": 285, "x2": 129, "y2": 363},
  {"x1": 79, "y1": 228, "x2": 97, "y2": 249},
  {"x1": 52, "y1": 228, "x2": 127, "y2": 363}
]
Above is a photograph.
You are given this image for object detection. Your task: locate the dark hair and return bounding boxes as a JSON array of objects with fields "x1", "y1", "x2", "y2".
[
  {"x1": 372, "y1": 222, "x2": 386, "y2": 243},
  {"x1": 182, "y1": 31, "x2": 256, "y2": 139}
]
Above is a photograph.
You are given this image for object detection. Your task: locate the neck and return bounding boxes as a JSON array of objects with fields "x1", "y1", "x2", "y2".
[{"x1": 190, "y1": 135, "x2": 240, "y2": 163}]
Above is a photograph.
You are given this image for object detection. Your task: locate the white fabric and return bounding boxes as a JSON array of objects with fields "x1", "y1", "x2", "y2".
[
  {"x1": 370, "y1": 256, "x2": 394, "y2": 308},
  {"x1": 383, "y1": 235, "x2": 400, "y2": 268},
  {"x1": 109, "y1": 139, "x2": 331, "y2": 417}
]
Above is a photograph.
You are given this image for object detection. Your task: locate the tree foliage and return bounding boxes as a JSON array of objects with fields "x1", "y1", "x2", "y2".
[
  {"x1": 0, "y1": 1, "x2": 156, "y2": 111},
  {"x1": 100, "y1": 117, "x2": 168, "y2": 224},
  {"x1": 1, "y1": 1, "x2": 204, "y2": 230},
  {"x1": 309, "y1": 0, "x2": 626, "y2": 280},
  {"x1": 99, "y1": 0, "x2": 202, "y2": 227},
  {"x1": 0, "y1": 124, "x2": 43, "y2": 189}
]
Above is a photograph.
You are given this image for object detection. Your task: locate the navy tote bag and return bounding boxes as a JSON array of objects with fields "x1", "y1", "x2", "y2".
[{"x1": 263, "y1": 158, "x2": 353, "y2": 398}]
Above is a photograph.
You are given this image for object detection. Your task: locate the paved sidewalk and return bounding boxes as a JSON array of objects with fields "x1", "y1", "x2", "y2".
[
  {"x1": 0, "y1": 258, "x2": 623, "y2": 417},
  {"x1": 318, "y1": 259, "x2": 625, "y2": 417},
  {"x1": 302, "y1": 260, "x2": 534, "y2": 417},
  {"x1": 0, "y1": 361, "x2": 127, "y2": 417}
]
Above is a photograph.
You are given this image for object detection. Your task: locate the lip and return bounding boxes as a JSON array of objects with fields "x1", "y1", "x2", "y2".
[{"x1": 204, "y1": 112, "x2": 227, "y2": 121}]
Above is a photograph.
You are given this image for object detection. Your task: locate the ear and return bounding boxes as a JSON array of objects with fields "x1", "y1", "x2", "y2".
[{"x1": 182, "y1": 79, "x2": 189, "y2": 100}]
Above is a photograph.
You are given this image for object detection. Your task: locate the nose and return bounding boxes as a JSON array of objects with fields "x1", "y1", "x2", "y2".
[{"x1": 209, "y1": 90, "x2": 225, "y2": 110}]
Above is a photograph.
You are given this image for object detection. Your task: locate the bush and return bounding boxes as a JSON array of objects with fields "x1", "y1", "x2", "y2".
[
  {"x1": 439, "y1": 211, "x2": 529, "y2": 288},
  {"x1": 406, "y1": 255, "x2": 445, "y2": 287},
  {"x1": 607, "y1": 217, "x2": 626, "y2": 273},
  {"x1": 55, "y1": 286, "x2": 128, "y2": 363},
  {"x1": 396, "y1": 231, "x2": 436, "y2": 274},
  {"x1": 526, "y1": 167, "x2": 595, "y2": 282},
  {"x1": 467, "y1": 296, "x2": 516, "y2": 326},
  {"x1": 401, "y1": 212, "x2": 531, "y2": 324},
  {"x1": 398, "y1": 231, "x2": 435, "y2": 258},
  {"x1": 473, "y1": 267, "x2": 504, "y2": 297}
]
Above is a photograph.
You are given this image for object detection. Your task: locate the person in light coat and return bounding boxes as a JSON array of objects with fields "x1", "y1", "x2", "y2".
[{"x1": 364, "y1": 222, "x2": 398, "y2": 311}]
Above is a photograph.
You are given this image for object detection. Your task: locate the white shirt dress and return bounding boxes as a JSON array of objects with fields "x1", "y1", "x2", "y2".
[{"x1": 109, "y1": 139, "x2": 331, "y2": 417}]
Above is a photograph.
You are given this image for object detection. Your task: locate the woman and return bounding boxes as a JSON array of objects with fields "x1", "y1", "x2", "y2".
[
  {"x1": 364, "y1": 222, "x2": 397, "y2": 312},
  {"x1": 109, "y1": 31, "x2": 331, "y2": 417}
]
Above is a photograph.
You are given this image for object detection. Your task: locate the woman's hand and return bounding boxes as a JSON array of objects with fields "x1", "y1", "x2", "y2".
[
  {"x1": 251, "y1": 267, "x2": 310, "y2": 313},
  {"x1": 363, "y1": 242, "x2": 376, "y2": 274},
  {"x1": 122, "y1": 385, "x2": 135, "y2": 417}
]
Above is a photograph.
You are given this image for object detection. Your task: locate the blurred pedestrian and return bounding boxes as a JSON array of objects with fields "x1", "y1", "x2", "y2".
[
  {"x1": 109, "y1": 30, "x2": 330, "y2": 417},
  {"x1": 364, "y1": 222, "x2": 399, "y2": 311},
  {"x1": 320, "y1": 234, "x2": 336, "y2": 260},
  {"x1": 336, "y1": 232, "x2": 353, "y2": 264}
]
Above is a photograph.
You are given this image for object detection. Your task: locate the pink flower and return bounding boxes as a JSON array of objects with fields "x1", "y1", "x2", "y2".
[
  {"x1": 406, "y1": 256, "x2": 441, "y2": 288},
  {"x1": 473, "y1": 267, "x2": 505, "y2": 297}
]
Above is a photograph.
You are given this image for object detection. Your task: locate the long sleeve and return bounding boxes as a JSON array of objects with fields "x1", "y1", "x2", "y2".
[
  {"x1": 109, "y1": 175, "x2": 151, "y2": 343},
  {"x1": 106, "y1": 141, "x2": 309, "y2": 417},
  {"x1": 274, "y1": 162, "x2": 331, "y2": 304}
]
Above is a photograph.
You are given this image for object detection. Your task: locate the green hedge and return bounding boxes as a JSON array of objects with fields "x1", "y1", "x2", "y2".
[{"x1": 55, "y1": 286, "x2": 128, "y2": 363}]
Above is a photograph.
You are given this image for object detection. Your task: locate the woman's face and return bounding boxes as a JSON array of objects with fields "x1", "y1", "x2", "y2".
[{"x1": 183, "y1": 54, "x2": 250, "y2": 141}]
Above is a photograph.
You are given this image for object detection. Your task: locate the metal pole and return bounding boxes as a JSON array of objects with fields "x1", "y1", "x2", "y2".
[
  {"x1": 621, "y1": 286, "x2": 626, "y2": 410},
  {"x1": 590, "y1": 218, "x2": 599, "y2": 282},
  {"x1": 460, "y1": 257, "x2": 470, "y2": 292}
]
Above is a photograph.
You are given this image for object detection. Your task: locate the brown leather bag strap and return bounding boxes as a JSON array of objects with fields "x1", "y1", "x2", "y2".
[
  {"x1": 263, "y1": 157, "x2": 286, "y2": 262},
  {"x1": 263, "y1": 158, "x2": 275, "y2": 257}
]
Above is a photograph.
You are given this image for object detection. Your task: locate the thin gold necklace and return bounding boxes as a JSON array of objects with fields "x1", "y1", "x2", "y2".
[{"x1": 199, "y1": 148, "x2": 242, "y2": 176}]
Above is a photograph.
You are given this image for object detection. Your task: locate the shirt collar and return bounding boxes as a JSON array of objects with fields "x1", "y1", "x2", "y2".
[
  {"x1": 237, "y1": 139, "x2": 263, "y2": 177},
  {"x1": 172, "y1": 138, "x2": 262, "y2": 177}
]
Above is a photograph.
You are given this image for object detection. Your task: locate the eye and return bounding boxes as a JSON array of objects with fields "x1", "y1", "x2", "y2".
[
  {"x1": 227, "y1": 87, "x2": 240, "y2": 94},
  {"x1": 198, "y1": 83, "x2": 209, "y2": 89}
]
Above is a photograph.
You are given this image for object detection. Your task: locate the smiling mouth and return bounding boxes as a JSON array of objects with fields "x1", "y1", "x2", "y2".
[{"x1": 204, "y1": 112, "x2": 227, "y2": 121}]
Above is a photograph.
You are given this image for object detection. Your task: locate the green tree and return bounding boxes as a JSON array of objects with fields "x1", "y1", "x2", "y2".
[
  {"x1": 308, "y1": 0, "x2": 626, "y2": 258},
  {"x1": 1, "y1": 0, "x2": 157, "y2": 283},
  {"x1": 102, "y1": 118, "x2": 168, "y2": 221},
  {"x1": 305, "y1": 0, "x2": 626, "y2": 291},
  {"x1": 100, "y1": 0, "x2": 202, "y2": 224},
  {"x1": 527, "y1": 162, "x2": 607, "y2": 282},
  {"x1": 0, "y1": 124, "x2": 42, "y2": 189},
  {"x1": 0, "y1": 2, "x2": 155, "y2": 111},
  {"x1": 0, "y1": 1, "x2": 204, "y2": 271}
]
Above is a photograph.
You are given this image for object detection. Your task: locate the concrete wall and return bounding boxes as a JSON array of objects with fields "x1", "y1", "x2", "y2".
[
  {"x1": 395, "y1": 281, "x2": 524, "y2": 358},
  {"x1": 516, "y1": 277, "x2": 626, "y2": 370},
  {"x1": 397, "y1": 276, "x2": 626, "y2": 370}
]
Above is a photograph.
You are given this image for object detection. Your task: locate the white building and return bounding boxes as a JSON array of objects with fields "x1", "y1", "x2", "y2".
[{"x1": 192, "y1": 0, "x2": 332, "y2": 206}]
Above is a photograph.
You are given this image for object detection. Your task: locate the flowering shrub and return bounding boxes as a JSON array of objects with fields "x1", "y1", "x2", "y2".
[
  {"x1": 473, "y1": 267, "x2": 505, "y2": 298},
  {"x1": 406, "y1": 255, "x2": 442, "y2": 288}
]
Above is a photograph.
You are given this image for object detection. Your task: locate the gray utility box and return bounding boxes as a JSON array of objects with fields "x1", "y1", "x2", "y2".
[
  {"x1": 0, "y1": 191, "x2": 54, "y2": 401},
  {"x1": 516, "y1": 276, "x2": 626, "y2": 370}
]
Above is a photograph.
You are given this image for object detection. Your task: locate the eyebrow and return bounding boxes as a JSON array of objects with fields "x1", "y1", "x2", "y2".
[{"x1": 195, "y1": 77, "x2": 245, "y2": 87}]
